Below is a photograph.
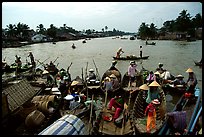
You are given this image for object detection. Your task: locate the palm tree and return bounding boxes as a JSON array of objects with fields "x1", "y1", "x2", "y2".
[
  {"x1": 36, "y1": 24, "x2": 46, "y2": 34},
  {"x1": 47, "y1": 24, "x2": 57, "y2": 39},
  {"x1": 105, "y1": 26, "x2": 108, "y2": 32},
  {"x1": 175, "y1": 10, "x2": 192, "y2": 32},
  {"x1": 5, "y1": 24, "x2": 16, "y2": 38}
]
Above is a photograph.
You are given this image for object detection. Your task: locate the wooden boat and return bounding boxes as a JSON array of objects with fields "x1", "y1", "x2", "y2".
[
  {"x1": 3, "y1": 63, "x2": 33, "y2": 74},
  {"x1": 113, "y1": 55, "x2": 149, "y2": 60},
  {"x1": 91, "y1": 88, "x2": 134, "y2": 135},
  {"x1": 130, "y1": 86, "x2": 167, "y2": 134},
  {"x1": 121, "y1": 71, "x2": 143, "y2": 92},
  {"x1": 158, "y1": 87, "x2": 201, "y2": 135},
  {"x1": 2, "y1": 79, "x2": 63, "y2": 135},
  {"x1": 130, "y1": 36, "x2": 136, "y2": 40},
  {"x1": 194, "y1": 61, "x2": 202, "y2": 67},
  {"x1": 100, "y1": 65, "x2": 122, "y2": 93},
  {"x1": 146, "y1": 41, "x2": 156, "y2": 45},
  {"x1": 84, "y1": 60, "x2": 101, "y2": 93}
]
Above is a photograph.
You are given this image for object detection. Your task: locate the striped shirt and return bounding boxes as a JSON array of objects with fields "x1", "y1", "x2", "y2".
[{"x1": 167, "y1": 111, "x2": 187, "y2": 132}]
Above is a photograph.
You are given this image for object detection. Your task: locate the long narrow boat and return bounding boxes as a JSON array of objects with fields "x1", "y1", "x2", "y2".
[
  {"x1": 121, "y1": 71, "x2": 144, "y2": 92},
  {"x1": 100, "y1": 65, "x2": 122, "y2": 94},
  {"x1": 113, "y1": 55, "x2": 149, "y2": 60},
  {"x1": 84, "y1": 60, "x2": 101, "y2": 95},
  {"x1": 91, "y1": 88, "x2": 134, "y2": 135},
  {"x1": 158, "y1": 87, "x2": 201, "y2": 135},
  {"x1": 130, "y1": 86, "x2": 167, "y2": 134},
  {"x1": 194, "y1": 61, "x2": 202, "y2": 67}
]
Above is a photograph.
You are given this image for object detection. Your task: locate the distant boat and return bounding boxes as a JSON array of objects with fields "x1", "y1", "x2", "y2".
[
  {"x1": 130, "y1": 36, "x2": 136, "y2": 40},
  {"x1": 194, "y1": 61, "x2": 202, "y2": 67},
  {"x1": 113, "y1": 55, "x2": 149, "y2": 60},
  {"x1": 72, "y1": 44, "x2": 76, "y2": 49},
  {"x1": 146, "y1": 41, "x2": 156, "y2": 45}
]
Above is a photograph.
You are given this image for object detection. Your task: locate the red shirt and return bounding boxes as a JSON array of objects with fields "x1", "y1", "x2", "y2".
[{"x1": 145, "y1": 103, "x2": 155, "y2": 117}]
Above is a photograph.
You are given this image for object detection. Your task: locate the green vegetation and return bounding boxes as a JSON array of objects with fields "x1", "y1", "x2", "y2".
[{"x1": 138, "y1": 10, "x2": 202, "y2": 40}]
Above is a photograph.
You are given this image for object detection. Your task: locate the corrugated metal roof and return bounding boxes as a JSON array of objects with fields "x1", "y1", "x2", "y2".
[{"x1": 2, "y1": 79, "x2": 38, "y2": 112}]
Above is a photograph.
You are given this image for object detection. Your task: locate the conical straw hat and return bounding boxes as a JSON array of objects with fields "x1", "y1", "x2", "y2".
[
  {"x1": 154, "y1": 71, "x2": 160, "y2": 75},
  {"x1": 71, "y1": 81, "x2": 79, "y2": 86},
  {"x1": 186, "y1": 68, "x2": 193, "y2": 73},
  {"x1": 148, "y1": 81, "x2": 160, "y2": 87},
  {"x1": 109, "y1": 74, "x2": 116, "y2": 78},
  {"x1": 139, "y1": 84, "x2": 149, "y2": 90},
  {"x1": 42, "y1": 70, "x2": 49, "y2": 74}
]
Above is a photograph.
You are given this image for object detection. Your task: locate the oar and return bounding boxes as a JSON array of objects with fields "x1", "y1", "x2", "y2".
[
  {"x1": 93, "y1": 59, "x2": 101, "y2": 80},
  {"x1": 53, "y1": 56, "x2": 59, "y2": 64},
  {"x1": 35, "y1": 57, "x2": 50, "y2": 67},
  {"x1": 88, "y1": 94, "x2": 94, "y2": 134}
]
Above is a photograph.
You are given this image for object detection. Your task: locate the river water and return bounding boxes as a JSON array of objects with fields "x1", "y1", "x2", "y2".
[
  {"x1": 2, "y1": 36, "x2": 202, "y2": 91},
  {"x1": 2, "y1": 36, "x2": 202, "y2": 128}
]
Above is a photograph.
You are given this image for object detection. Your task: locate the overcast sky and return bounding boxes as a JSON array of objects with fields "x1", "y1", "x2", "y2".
[{"x1": 2, "y1": 2, "x2": 202, "y2": 33}]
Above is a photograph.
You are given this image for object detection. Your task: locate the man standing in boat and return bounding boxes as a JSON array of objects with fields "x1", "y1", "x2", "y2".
[
  {"x1": 128, "y1": 61, "x2": 137, "y2": 87},
  {"x1": 140, "y1": 45, "x2": 143, "y2": 58},
  {"x1": 28, "y1": 51, "x2": 36, "y2": 72}
]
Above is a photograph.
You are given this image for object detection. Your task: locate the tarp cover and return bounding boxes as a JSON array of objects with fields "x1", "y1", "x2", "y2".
[{"x1": 38, "y1": 114, "x2": 85, "y2": 135}]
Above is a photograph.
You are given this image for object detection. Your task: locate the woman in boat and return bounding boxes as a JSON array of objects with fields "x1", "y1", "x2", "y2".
[
  {"x1": 186, "y1": 68, "x2": 197, "y2": 94},
  {"x1": 146, "y1": 81, "x2": 161, "y2": 104},
  {"x1": 110, "y1": 74, "x2": 119, "y2": 89},
  {"x1": 172, "y1": 74, "x2": 186, "y2": 88},
  {"x1": 103, "y1": 76, "x2": 113, "y2": 92},
  {"x1": 144, "y1": 99, "x2": 160, "y2": 133},
  {"x1": 69, "y1": 95, "x2": 81, "y2": 110},
  {"x1": 146, "y1": 71, "x2": 154, "y2": 84},
  {"x1": 87, "y1": 68, "x2": 96, "y2": 81},
  {"x1": 28, "y1": 51, "x2": 36, "y2": 68},
  {"x1": 128, "y1": 61, "x2": 137, "y2": 87},
  {"x1": 153, "y1": 71, "x2": 162, "y2": 85},
  {"x1": 107, "y1": 93, "x2": 124, "y2": 121},
  {"x1": 167, "y1": 103, "x2": 188, "y2": 135},
  {"x1": 116, "y1": 47, "x2": 124, "y2": 58},
  {"x1": 156, "y1": 63, "x2": 164, "y2": 74},
  {"x1": 139, "y1": 84, "x2": 149, "y2": 108}
]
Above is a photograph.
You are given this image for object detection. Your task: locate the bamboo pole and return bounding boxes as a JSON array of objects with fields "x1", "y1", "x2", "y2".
[{"x1": 88, "y1": 94, "x2": 94, "y2": 134}]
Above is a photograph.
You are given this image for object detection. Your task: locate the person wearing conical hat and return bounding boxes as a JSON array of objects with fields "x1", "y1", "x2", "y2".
[
  {"x1": 87, "y1": 68, "x2": 96, "y2": 82},
  {"x1": 186, "y1": 68, "x2": 197, "y2": 94},
  {"x1": 146, "y1": 81, "x2": 161, "y2": 104},
  {"x1": 110, "y1": 73, "x2": 119, "y2": 89},
  {"x1": 156, "y1": 62, "x2": 164, "y2": 74},
  {"x1": 145, "y1": 98, "x2": 160, "y2": 133},
  {"x1": 103, "y1": 76, "x2": 113, "y2": 92},
  {"x1": 172, "y1": 74, "x2": 186, "y2": 89},
  {"x1": 153, "y1": 71, "x2": 162, "y2": 85},
  {"x1": 116, "y1": 47, "x2": 124, "y2": 58},
  {"x1": 139, "y1": 84, "x2": 149, "y2": 108}
]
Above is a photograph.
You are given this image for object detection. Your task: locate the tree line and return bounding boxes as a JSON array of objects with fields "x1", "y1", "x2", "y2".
[{"x1": 137, "y1": 10, "x2": 202, "y2": 40}]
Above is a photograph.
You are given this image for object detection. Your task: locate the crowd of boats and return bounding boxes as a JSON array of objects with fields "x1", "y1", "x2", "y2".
[{"x1": 1, "y1": 53, "x2": 202, "y2": 135}]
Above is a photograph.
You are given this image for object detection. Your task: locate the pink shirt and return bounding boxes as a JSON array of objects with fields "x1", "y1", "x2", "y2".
[{"x1": 128, "y1": 65, "x2": 137, "y2": 77}]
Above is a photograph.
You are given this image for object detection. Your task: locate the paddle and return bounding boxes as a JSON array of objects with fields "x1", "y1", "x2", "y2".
[
  {"x1": 88, "y1": 94, "x2": 94, "y2": 134},
  {"x1": 93, "y1": 59, "x2": 101, "y2": 80}
]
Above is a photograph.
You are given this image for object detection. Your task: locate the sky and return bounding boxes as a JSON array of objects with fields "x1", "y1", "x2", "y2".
[{"x1": 2, "y1": 2, "x2": 202, "y2": 33}]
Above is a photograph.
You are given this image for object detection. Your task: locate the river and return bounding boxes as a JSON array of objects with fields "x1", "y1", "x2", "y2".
[
  {"x1": 2, "y1": 36, "x2": 202, "y2": 90},
  {"x1": 2, "y1": 36, "x2": 202, "y2": 134}
]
